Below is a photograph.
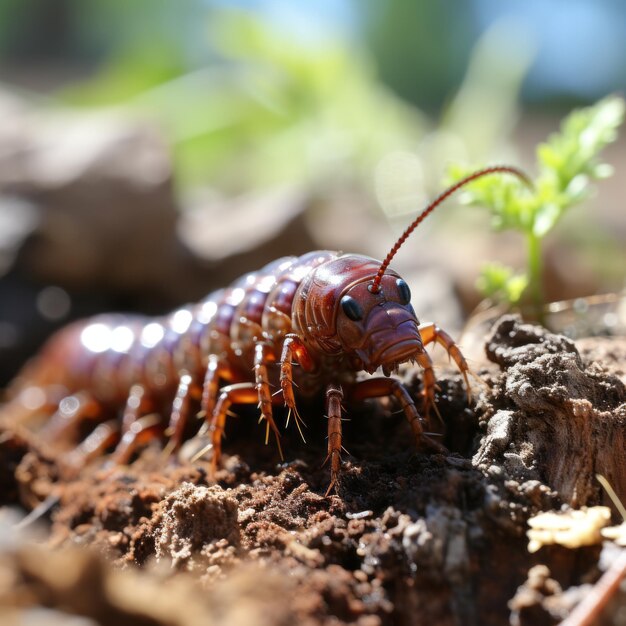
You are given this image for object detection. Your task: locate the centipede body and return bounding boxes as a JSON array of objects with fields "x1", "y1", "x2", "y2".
[{"x1": 2, "y1": 166, "x2": 530, "y2": 492}]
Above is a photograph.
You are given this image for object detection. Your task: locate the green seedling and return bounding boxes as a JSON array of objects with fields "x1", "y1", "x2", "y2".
[{"x1": 449, "y1": 95, "x2": 624, "y2": 317}]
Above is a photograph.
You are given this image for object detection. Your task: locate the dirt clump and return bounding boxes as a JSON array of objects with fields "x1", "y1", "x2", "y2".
[{"x1": 477, "y1": 315, "x2": 626, "y2": 509}]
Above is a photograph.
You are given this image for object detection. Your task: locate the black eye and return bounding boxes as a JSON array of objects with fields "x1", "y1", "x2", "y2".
[
  {"x1": 340, "y1": 295, "x2": 364, "y2": 321},
  {"x1": 396, "y1": 279, "x2": 411, "y2": 305}
]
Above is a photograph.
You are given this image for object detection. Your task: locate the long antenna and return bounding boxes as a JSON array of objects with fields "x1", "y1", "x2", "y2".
[{"x1": 369, "y1": 165, "x2": 533, "y2": 294}]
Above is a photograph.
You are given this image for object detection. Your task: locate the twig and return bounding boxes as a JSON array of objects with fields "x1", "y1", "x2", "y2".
[{"x1": 559, "y1": 549, "x2": 626, "y2": 626}]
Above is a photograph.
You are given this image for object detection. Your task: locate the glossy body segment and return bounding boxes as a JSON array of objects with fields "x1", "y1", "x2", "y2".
[
  {"x1": 17, "y1": 253, "x2": 334, "y2": 399},
  {"x1": 3, "y1": 249, "x2": 472, "y2": 492}
]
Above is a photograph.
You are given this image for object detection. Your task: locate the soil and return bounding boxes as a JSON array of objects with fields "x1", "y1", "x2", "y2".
[{"x1": 0, "y1": 315, "x2": 625, "y2": 626}]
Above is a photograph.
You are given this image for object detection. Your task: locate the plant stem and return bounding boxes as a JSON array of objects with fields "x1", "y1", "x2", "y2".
[{"x1": 527, "y1": 231, "x2": 544, "y2": 321}]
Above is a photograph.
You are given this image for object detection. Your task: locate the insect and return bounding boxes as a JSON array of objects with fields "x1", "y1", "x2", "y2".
[{"x1": 1, "y1": 166, "x2": 530, "y2": 493}]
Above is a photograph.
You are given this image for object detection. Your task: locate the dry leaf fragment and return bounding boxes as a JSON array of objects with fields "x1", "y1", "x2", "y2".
[{"x1": 527, "y1": 507, "x2": 612, "y2": 553}]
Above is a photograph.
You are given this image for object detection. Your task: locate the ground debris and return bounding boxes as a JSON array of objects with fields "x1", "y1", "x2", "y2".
[
  {"x1": 138, "y1": 482, "x2": 240, "y2": 574},
  {"x1": 509, "y1": 564, "x2": 587, "y2": 626},
  {"x1": 527, "y1": 507, "x2": 611, "y2": 553},
  {"x1": 0, "y1": 315, "x2": 625, "y2": 625},
  {"x1": 477, "y1": 315, "x2": 626, "y2": 509}
]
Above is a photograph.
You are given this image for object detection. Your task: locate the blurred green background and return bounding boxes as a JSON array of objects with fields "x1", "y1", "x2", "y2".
[{"x1": 2, "y1": 0, "x2": 626, "y2": 188}]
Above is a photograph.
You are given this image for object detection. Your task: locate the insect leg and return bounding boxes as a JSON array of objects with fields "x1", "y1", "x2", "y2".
[
  {"x1": 200, "y1": 354, "x2": 235, "y2": 421},
  {"x1": 418, "y1": 323, "x2": 472, "y2": 399},
  {"x1": 280, "y1": 334, "x2": 315, "y2": 436},
  {"x1": 121, "y1": 384, "x2": 152, "y2": 433},
  {"x1": 324, "y1": 384, "x2": 343, "y2": 496},
  {"x1": 350, "y1": 377, "x2": 446, "y2": 453},
  {"x1": 413, "y1": 348, "x2": 439, "y2": 422},
  {"x1": 110, "y1": 414, "x2": 164, "y2": 465},
  {"x1": 65, "y1": 420, "x2": 120, "y2": 470},
  {"x1": 253, "y1": 342, "x2": 282, "y2": 456},
  {"x1": 40, "y1": 391, "x2": 103, "y2": 443},
  {"x1": 167, "y1": 373, "x2": 202, "y2": 452},
  {"x1": 208, "y1": 383, "x2": 259, "y2": 474},
  {"x1": 108, "y1": 383, "x2": 162, "y2": 462}
]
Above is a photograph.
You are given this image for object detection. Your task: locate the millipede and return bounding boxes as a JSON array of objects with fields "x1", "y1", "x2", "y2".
[{"x1": 1, "y1": 166, "x2": 530, "y2": 494}]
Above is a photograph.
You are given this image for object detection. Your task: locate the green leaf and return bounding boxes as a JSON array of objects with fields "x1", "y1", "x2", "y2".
[
  {"x1": 476, "y1": 262, "x2": 529, "y2": 304},
  {"x1": 537, "y1": 95, "x2": 625, "y2": 188},
  {"x1": 532, "y1": 202, "x2": 560, "y2": 237}
]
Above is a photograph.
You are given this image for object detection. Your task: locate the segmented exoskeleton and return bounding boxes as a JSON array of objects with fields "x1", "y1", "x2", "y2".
[{"x1": 1, "y1": 166, "x2": 530, "y2": 493}]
